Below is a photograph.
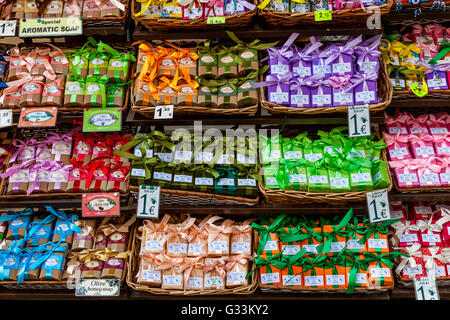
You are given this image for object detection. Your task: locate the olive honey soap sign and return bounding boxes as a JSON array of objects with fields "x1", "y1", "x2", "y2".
[{"x1": 19, "y1": 17, "x2": 82, "y2": 37}]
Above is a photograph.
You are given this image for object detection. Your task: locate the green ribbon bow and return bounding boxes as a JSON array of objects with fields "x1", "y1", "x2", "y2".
[
  {"x1": 246, "y1": 252, "x2": 285, "y2": 280},
  {"x1": 226, "y1": 31, "x2": 280, "y2": 51},
  {"x1": 235, "y1": 165, "x2": 261, "y2": 181},
  {"x1": 280, "y1": 249, "x2": 307, "y2": 286},
  {"x1": 346, "y1": 217, "x2": 369, "y2": 245},
  {"x1": 252, "y1": 214, "x2": 287, "y2": 256},
  {"x1": 358, "y1": 219, "x2": 400, "y2": 245},
  {"x1": 321, "y1": 208, "x2": 353, "y2": 254},
  {"x1": 126, "y1": 155, "x2": 158, "y2": 180},
  {"x1": 345, "y1": 250, "x2": 370, "y2": 294},
  {"x1": 429, "y1": 41, "x2": 450, "y2": 65}
]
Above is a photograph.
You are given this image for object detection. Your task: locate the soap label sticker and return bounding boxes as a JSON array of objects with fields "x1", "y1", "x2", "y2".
[
  {"x1": 18, "y1": 107, "x2": 57, "y2": 128},
  {"x1": 261, "y1": 272, "x2": 280, "y2": 284},
  {"x1": 82, "y1": 192, "x2": 120, "y2": 217},
  {"x1": 83, "y1": 108, "x2": 122, "y2": 132},
  {"x1": 282, "y1": 275, "x2": 301, "y2": 286},
  {"x1": 75, "y1": 279, "x2": 120, "y2": 297}
]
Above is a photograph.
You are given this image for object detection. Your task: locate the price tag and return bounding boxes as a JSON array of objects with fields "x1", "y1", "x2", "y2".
[
  {"x1": 314, "y1": 10, "x2": 332, "y2": 21},
  {"x1": 366, "y1": 189, "x2": 391, "y2": 223},
  {"x1": 0, "y1": 109, "x2": 12, "y2": 128},
  {"x1": 410, "y1": 81, "x2": 428, "y2": 97},
  {"x1": 348, "y1": 104, "x2": 371, "y2": 138},
  {"x1": 154, "y1": 105, "x2": 173, "y2": 119},
  {"x1": 414, "y1": 276, "x2": 439, "y2": 300},
  {"x1": 0, "y1": 20, "x2": 16, "y2": 36},
  {"x1": 75, "y1": 279, "x2": 120, "y2": 297},
  {"x1": 206, "y1": 16, "x2": 226, "y2": 24},
  {"x1": 137, "y1": 185, "x2": 160, "y2": 218}
]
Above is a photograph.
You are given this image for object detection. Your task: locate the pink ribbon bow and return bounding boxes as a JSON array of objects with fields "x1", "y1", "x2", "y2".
[
  {"x1": 409, "y1": 133, "x2": 434, "y2": 147},
  {"x1": 415, "y1": 156, "x2": 442, "y2": 177},
  {"x1": 426, "y1": 113, "x2": 448, "y2": 127},
  {"x1": 384, "y1": 112, "x2": 409, "y2": 126},
  {"x1": 328, "y1": 75, "x2": 352, "y2": 92},
  {"x1": 383, "y1": 131, "x2": 409, "y2": 149}
]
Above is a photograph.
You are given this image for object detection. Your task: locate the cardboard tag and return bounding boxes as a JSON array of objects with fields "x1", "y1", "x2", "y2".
[
  {"x1": 414, "y1": 276, "x2": 439, "y2": 300},
  {"x1": 314, "y1": 10, "x2": 332, "y2": 21},
  {"x1": 18, "y1": 107, "x2": 57, "y2": 128},
  {"x1": 83, "y1": 108, "x2": 122, "y2": 132},
  {"x1": 19, "y1": 17, "x2": 82, "y2": 37},
  {"x1": 82, "y1": 192, "x2": 120, "y2": 217},
  {"x1": 206, "y1": 16, "x2": 226, "y2": 24},
  {"x1": 410, "y1": 82, "x2": 428, "y2": 97},
  {"x1": 154, "y1": 105, "x2": 173, "y2": 119},
  {"x1": 0, "y1": 20, "x2": 16, "y2": 36},
  {"x1": 348, "y1": 104, "x2": 371, "y2": 138},
  {"x1": 137, "y1": 185, "x2": 160, "y2": 218},
  {"x1": 366, "y1": 189, "x2": 391, "y2": 223},
  {"x1": 75, "y1": 279, "x2": 120, "y2": 297},
  {"x1": 0, "y1": 109, "x2": 12, "y2": 128}
]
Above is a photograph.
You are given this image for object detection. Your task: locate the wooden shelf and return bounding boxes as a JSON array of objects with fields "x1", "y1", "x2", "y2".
[
  {"x1": 391, "y1": 286, "x2": 450, "y2": 300},
  {"x1": 389, "y1": 98, "x2": 450, "y2": 108}
]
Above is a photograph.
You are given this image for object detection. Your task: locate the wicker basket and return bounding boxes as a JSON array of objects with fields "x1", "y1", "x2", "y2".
[
  {"x1": 132, "y1": 0, "x2": 256, "y2": 31},
  {"x1": 258, "y1": 0, "x2": 392, "y2": 27},
  {"x1": 391, "y1": 0, "x2": 450, "y2": 13},
  {"x1": 130, "y1": 82, "x2": 258, "y2": 117},
  {"x1": 392, "y1": 173, "x2": 450, "y2": 193},
  {"x1": 2, "y1": 43, "x2": 134, "y2": 113},
  {"x1": 0, "y1": 223, "x2": 135, "y2": 290},
  {"x1": 253, "y1": 231, "x2": 394, "y2": 293},
  {"x1": 393, "y1": 88, "x2": 450, "y2": 100},
  {"x1": 259, "y1": 127, "x2": 392, "y2": 205},
  {"x1": 130, "y1": 186, "x2": 259, "y2": 206},
  {"x1": 126, "y1": 220, "x2": 257, "y2": 295},
  {"x1": 261, "y1": 56, "x2": 392, "y2": 115}
]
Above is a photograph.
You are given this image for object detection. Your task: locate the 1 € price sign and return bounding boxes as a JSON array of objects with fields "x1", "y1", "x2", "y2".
[
  {"x1": 154, "y1": 105, "x2": 174, "y2": 119},
  {"x1": 348, "y1": 104, "x2": 371, "y2": 138},
  {"x1": 366, "y1": 189, "x2": 391, "y2": 224},
  {"x1": 414, "y1": 276, "x2": 440, "y2": 300},
  {"x1": 137, "y1": 185, "x2": 160, "y2": 218}
]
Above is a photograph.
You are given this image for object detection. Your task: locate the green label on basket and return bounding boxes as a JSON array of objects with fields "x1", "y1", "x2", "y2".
[
  {"x1": 83, "y1": 107, "x2": 122, "y2": 132},
  {"x1": 410, "y1": 82, "x2": 428, "y2": 97},
  {"x1": 207, "y1": 16, "x2": 226, "y2": 24},
  {"x1": 314, "y1": 10, "x2": 332, "y2": 21}
]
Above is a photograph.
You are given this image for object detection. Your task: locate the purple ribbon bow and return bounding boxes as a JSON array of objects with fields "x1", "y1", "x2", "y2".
[
  {"x1": 0, "y1": 159, "x2": 34, "y2": 179},
  {"x1": 292, "y1": 41, "x2": 323, "y2": 63},
  {"x1": 355, "y1": 35, "x2": 382, "y2": 67},
  {"x1": 322, "y1": 35, "x2": 363, "y2": 66},
  {"x1": 252, "y1": 73, "x2": 293, "y2": 88},
  {"x1": 346, "y1": 71, "x2": 378, "y2": 92},
  {"x1": 265, "y1": 33, "x2": 300, "y2": 62},
  {"x1": 290, "y1": 77, "x2": 314, "y2": 91},
  {"x1": 10, "y1": 138, "x2": 38, "y2": 163},
  {"x1": 27, "y1": 160, "x2": 64, "y2": 195},
  {"x1": 45, "y1": 131, "x2": 74, "y2": 145}
]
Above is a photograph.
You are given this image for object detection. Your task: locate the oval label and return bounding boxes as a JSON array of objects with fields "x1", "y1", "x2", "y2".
[
  {"x1": 86, "y1": 197, "x2": 117, "y2": 211},
  {"x1": 89, "y1": 113, "x2": 118, "y2": 127}
]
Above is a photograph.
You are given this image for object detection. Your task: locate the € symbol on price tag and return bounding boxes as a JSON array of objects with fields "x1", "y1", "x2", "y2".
[
  {"x1": 348, "y1": 104, "x2": 371, "y2": 138},
  {"x1": 206, "y1": 16, "x2": 226, "y2": 24},
  {"x1": 154, "y1": 105, "x2": 174, "y2": 119},
  {"x1": 410, "y1": 81, "x2": 428, "y2": 97},
  {"x1": 0, "y1": 109, "x2": 12, "y2": 128},
  {"x1": 314, "y1": 10, "x2": 332, "y2": 21},
  {"x1": 366, "y1": 189, "x2": 391, "y2": 224},
  {"x1": 137, "y1": 185, "x2": 160, "y2": 218},
  {"x1": 414, "y1": 276, "x2": 440, "y2": 300}
]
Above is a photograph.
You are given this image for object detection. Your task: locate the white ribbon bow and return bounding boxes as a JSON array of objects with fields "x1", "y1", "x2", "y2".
[
  {"x1": 391, "y1": 220, "x2": 420, "y2": 239},
  {"x1": 395, "y1": 243, "x2": 422, "y2": 276},
  {"x1": 416, "y1": 216, "x2": 442, "y2": 234},
  {"x1": 436, "y1": 207, "x2": 450, "y2": 228},
  {"x1": 423, "y1": 247, "x2": 447, "y2": 270}
]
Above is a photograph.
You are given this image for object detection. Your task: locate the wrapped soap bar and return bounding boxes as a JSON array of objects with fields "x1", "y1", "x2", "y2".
[
  {"x1": 383, "y1": 133, "x2": 411, "y2": 161},
  {"x1": 310, "y1": 77, "x2": 332, "y2": 108},
  {"x1": 84, "y1": 80, "x2": 103, "y2": 107},
  {"x1": 178, "y1": 49, "x2": 198, "y2": 78},
  {"x1": 30, "y1": 55, "x2": 50, "y2": 76},
  {"x1": 64, "y1": 81, "x2": 85, "y2": 108},
  {"x1": 349, "y1": 161, "x2": 373, "y2": 192},
  {"x1": 329, "y1": 76, "x2": 354, "y2": 107},
  {"x1": 417, "y1": 218, "x2": 443, "y2": 247},
  {"x1": 81, "y1": 259, "x2": 104, "y2": 278},
  {"x1": 87, "y1": 161, "x2": 110, "y2": 192},
  {"x1": 422, "y1": 247, "x2": 448, "y2": 279},
  {"x1": 198, "y1": 51, "x2": 218, "y2": 78},
  {"x1": 177, "y1": 82, "x2": 197, "y2": 106},
  {"x1": 8, "y1": 1, "x2": 25, "y2": 19},
  {"x1": 322, "y1": 224, "x2": 347, "y2": 256},
  {"x1": 346, "y1": 222, "x2": 368, "y2": 254},
  {"x1": 67, "y1": 163, "x2": 89, "y2": 192},
  {"x1": 367, "y1": 254, "x2": 394, "y2": 288},
  {"x1": 100, "y1": 0, "x2": 123, "y2": 17},
  {"x1": 134, "y1": 79, "x2": 156, "y2": 106},
  {"x1": 20, "y1": 81, "x2": 43, "y2": 107},
  {"x1": 290, "y1": 77, "x2": 311, "y2": 108},
  {"x1": 53, "y1": 216, "x2": 78, "y2": 244},
  {"x1": 68, "y1": 55, "x2": 89, "y2": 80},
  {"x1": 83, "y1": 0, "x2": 100, "y2": 17},
  {"x1": 193, "y1": 166, "x2": 218, "y2": 193},
  {"x1": 42, "y1": 80, "x2": 64, "y2": 107},
  {"x1": 140, "y1": 215, "x2": 170, "y2": 256},
  {"x1": 417, "y1": 159, "x2": 441, "y2": 188},
  {"x1": 182, "y1": 257, "x2": 205, "y2": 290},
  {"x1": 303, "y1": 256, "x2": 325, "y2": 288},
  {"x1": 6, "y1": 212, "x2": 32, "y2": 240},
  {"x1": 265, "y1": 74, "x2": 291, "y2": 106},
  {"x1": 72, "y1": 220, "x2": 96, "y2": 251},
  {"x1": 225, "y1": 255, "x2": 249, "y2": 288},
  {"x1": 107, "y1": 226, "x2": 129, "y2": 252},
  {"x1": 204, "y1": 258, "x2": 226, "y2": 290},
  {"x1": 0, "y1": 253, "x2": 21, "y2": 280},
  {"x1": 18, "y1": 252, "x2": 42, "y2": 281},
  {"x1": 410, "y1": 134, "x2": 435, "y2": 159},
  {"x1": 101, "y1": 256, "x2": 126, "y2": 279},
  {"x1": 197, "y1": 86, "x2": 217, "y2": 108},
  {"x1": 39, "y1": 244, "x2": 69, "y2": 281},
  {"x1": 105, "y1": 83, "x2": 124, "y2": 108},
  {"x1": 237, "y1": 48, "x2": 258, "y2": 76},
  {"x1": 107, "y1": 53, "x2": 132, "y2": 83},
  {"x1": 218, "y1": 52, "x2": 238, "y2": 77},
  {"x1": 217, "y1": 84, "x2": 238, "y2": 109},
  {"x1": 236, "y1": 166, "x2": 258, "y2": 197},
  {"x1": 312, "y1": 55, "x2": 332, "y2": 77},
  {"x1": 63, "y1": 0, "x2": 83, "y2": 17},
  {"x1": 156, "y1": 82, "x2": 177, "y2": 106},
  {"x1": 207, "y1": 218, "x2": 233, "y2": 257},
  {"x1": 258, "y1": 254, "x2": 282, "y2": 286},
  {"x1": 3, "y1": 90, "x2": 22, "y2": 108},
  {"x1": 328, "y1": 168, "x2": 351, "y2": 193},
  {"x1": 323, "y1": 256, "x2": 347, "y2": 289},
  {"x1": 389, "y1": 159, "x2": 419, "y2": 189},
  {"x1": 27, "y1": 216, "x2": 54, "y2": 247},
  {"x1": 8, "y1": 51, "x2": 27, "y2": 81},
  {"x1": 166, "y1": 218, "x2": 195, "y2": 258},
  {"x1": 230, "y1": 220, "x2": 252, "y2": 255},
  {"x1": 24, "y1": 0, "x2": 38, "y2": 18},
  {"x1": 306, "y1": 160, "x2": 329, "y2": 192},
  {"x1": 395, "y1": 246, "x2": 426, "y2": 279},
  {"x1": 157, "y1": 55, "x2": 177, "y2": 78},
  {"x1": 366, "y1": 225, "x2": 389, "y2": 254},
  {"x1": 138, "y1": 254, "x2": 162, "y2": 287},
  {"x1": 352, "y1": 72, "x2": 378, "y2": 105},
  {"x1": 238, "y1": 80, "x2": 258, "y2": 108},
  {"x1": 262, "y1": 164, "x2": 281, "y2": 190},
  {"x1": 159, "y1": 255, "x2": 184, "y2": 290},
  {"x1": 88, "y1": 54, "x2": 109, "y2": 77},
  {"x1": 385, "y1": 114, "x2": 408, "y2": 135},
  {"x1": 6, "y1": 167, "x2": 30, "y2": 195},
  {"x1": 427, "y1": 113, "x2": 449, "y2": 135},
  {"x1": 372, "y1": 161, "x2": 391, "y2": 189}
]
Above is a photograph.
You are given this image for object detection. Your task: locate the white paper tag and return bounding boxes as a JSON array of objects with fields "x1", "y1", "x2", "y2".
[
  {"x1": 293, "y1": 66, "x2": 311, "y2": 77},
  {"x1": 404, "y1": 265, "x2": 423, "y2": 276},
  {"x1": 367, "y1": 189, "x2": 391, "y2": 223},
  {"x1": 421, "y1": 233, "x2": 441, "y2": 243},
  {"x1": 415, "y1": 147, "x2": 435, "y2": 156},
  {"x1": 231, "y1": 242, "x2": 250, "y2": 253},
  {"x1": 304, "y1": 275, "x2": 324, "y2": 286},
  {"x1": 414, "y1": 276, "x2": 440, "y2": 300},
  {"x1": 153, "y1": 171, "x2": 172, "y2": 182},
  {"x1": 131, "y1": 168, "x2": 146, "y2": 177},
  {"x1": 227, "y1": 272, "x2": 245, "y2": 284},
  {"x1": 302, "y1": 244, "x2": 318, "y2": 254},
  {"x1": 389, "y1": 147, "x2": 409, "y2": 159},
  {"x1": 154, "y1": 105, "x2": 174, "y2": 119},
  {"x1": 291, "y1": 94, "x2": 310, "y2": 105},
  {"x1": 347, "y1": 239, "x2": 365, "y2": 250},
  {"x1": 208, "y1": 241, "x2": 228, "y2": 252},
  {"x1": 142, "y1": 270, "x2": 161, "y2": 281},
  {"x1": 188, "y1": 243, "x2": 206, "y2": 255},
  {"x1": 174, "y1": 150, "x2": 193, "y2": 161},
  {"x1": 398, "y1": 173, "x2": 418, "y2": 183},
  {"x1": 163, "y1": 275, "x2": 182, "y2": 286},
  {"x1": 326, "y1": 275, "x2": 345, "y2": 286},
  {"x1": 312, "y1": 94, "x2": 331, "y2": 105},
  {"x1": 270, "y1": 64, "x2": 289, "y2": 75},
  {"x1": 261, "y1": 272, "x2": 280, "y2": 284},
  {"x1": 284, "y1": 151, "x2": 302, "y2": 159},
  {"x1": 145, "y1": 240, "x2": 163, "y2": 251},
  {"x1": 263, "y1": 240, "x2": 278, "y2": 251},
  {"x1": 330, "y1": 177, "x2": 349, "y2": 188},
  {"x1": 173, "y1": 174, "x2": 193, "y2": 183},
  {"x1": 167, "y1": 243, "x2": 187, "y2": 254},
  {"x1": 368, "y1": 238, "x2": 388, "y2": 249},
  {"x1": 329, "y1": 241, "x2": 346, "y2": 252},
  {"x1": 0, "y1": 109, "x2": 12, "y2": 128},
  {"x1": 217, "y1": 178, "x2": 235, "y2": 186},
  {"x1": 289, "y1": 174, "x2": 307, "y2": 183},
  {"x1": 370, "y1": 267, "x2": 391, "y2": 278},
  {"x1": 237, "y1": 179, "x2": 256, "y2": 186},
  {"x1": 333, "y1": 62, "x2": 352, "y2": 73},
  {"x1": 304, "y1": 153, "x2": 322, "y2": 162},
  {"x1": 195, "y1": 177, "x2": 213, "y2": 186},
  {"x1": 348, "y1": 104, "x2": 371, "y2": 138},
  {"x1": 351, "y1": 172, "x2": 372, "y2": 183},
  {"x1": 281, "y1": 244, "x2": 301, "y2": 255},
  {"x1": 400, "y1": 233, "x2": 419, "y2": 243},
  {"x1": 137, "y1": 185, "x2": 160, "y2": 218},
  {"x1": 347, "y1": 272, "x2": 368, "y2": 284},
  {"x1": 309, "y1": 175, "x2": 328, "y2": 184},
  {"x1": 270, "y1": 91, "x2": 289, "y2": 104},
  {"x1": 282, "y1": 275, "x2": 301, "y2": 286},
  {"x1": 187, "y1": 277, "x2": 203, "y2": 289}
]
